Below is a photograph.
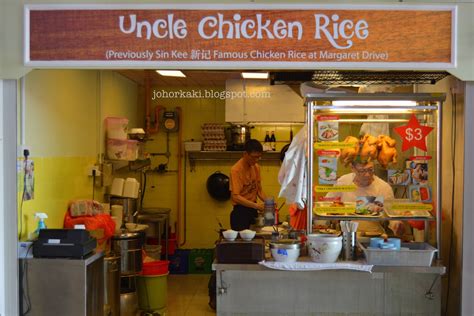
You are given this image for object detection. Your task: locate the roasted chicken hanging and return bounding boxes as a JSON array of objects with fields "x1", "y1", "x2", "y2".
[
  {"x1": 339, "y1": 136, "x2": 360, "y2": 166},
  {"x1": 377, "y1": 135, "x2": 398, "y2": 169},
  {"x1": 359, "y1": 134, "x2": 378, "y2": 162}
]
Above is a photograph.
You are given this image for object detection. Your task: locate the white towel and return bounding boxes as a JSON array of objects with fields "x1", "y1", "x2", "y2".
[{"x1": 259, "y1": 259, "x2": 373, "y2": 273}]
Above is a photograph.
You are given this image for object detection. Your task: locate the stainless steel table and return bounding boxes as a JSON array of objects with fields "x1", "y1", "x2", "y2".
[
  {"x1": 137, "y1": 207, "x2": 171, "y2": 260},
  {"x1": 20, "y1": 252, "x2": 104, "y2": 316}
]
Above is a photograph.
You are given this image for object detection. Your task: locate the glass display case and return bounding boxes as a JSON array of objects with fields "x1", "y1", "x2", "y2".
[{"x1": 304, "y1": 93, "x2": 445, "y2": 258}]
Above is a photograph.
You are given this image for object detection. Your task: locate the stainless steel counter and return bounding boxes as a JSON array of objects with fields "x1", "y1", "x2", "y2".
[
  {"x1": 20, "y1": 252, "x2": 104, "y2": 316},
  {"x1": 213, "y1": 258, "x2": 446, "y2": 274},
  {"x1": 214, "y1": 258, "x2": 445, "y2": 315}
]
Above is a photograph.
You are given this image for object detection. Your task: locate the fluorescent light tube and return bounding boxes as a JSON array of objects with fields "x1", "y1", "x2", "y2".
[
  {"x1": 325, "y1": 109, "x2": 414, "y2": 114},
  {"x1": 156, "y1": 70, "x2": 186, "y2": 77},
  {"x1": 241, "y1": 72, "x2": 269, "y2": 79},
  {"x1": 332, "y1": 100, "x2": 417, "y2": 106}
]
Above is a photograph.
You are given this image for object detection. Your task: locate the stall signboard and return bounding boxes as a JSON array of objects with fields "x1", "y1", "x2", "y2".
[{"x1": 25, "y1": 4, "x2": 456, "y2": 69}]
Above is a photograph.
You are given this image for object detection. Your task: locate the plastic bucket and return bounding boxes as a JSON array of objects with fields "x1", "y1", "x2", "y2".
[
  {"x1": 142, "y1": 260, "x2": 169, "y2": 275},
  {"x1": 136, "y1": 273, "x2": 168, "y2": 311}
]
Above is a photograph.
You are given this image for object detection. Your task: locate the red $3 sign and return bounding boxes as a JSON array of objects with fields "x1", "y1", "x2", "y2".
[{"x1": 394, "y1": 114, "x2": 433, "y2": 152}]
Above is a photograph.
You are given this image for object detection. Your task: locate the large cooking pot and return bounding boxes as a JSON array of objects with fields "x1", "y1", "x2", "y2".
[
  {"x1": 111, "y1": 232, "x2": 144, "y2": 275},
  {"x1": 229, "y1": 124, "x2": 253, "y2": 150},
  {"x1": 206, "y1": 172, "x2": 231, "y2": 201}
]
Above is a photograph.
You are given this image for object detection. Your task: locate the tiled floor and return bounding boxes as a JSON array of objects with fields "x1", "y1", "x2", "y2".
[{"x1": 166, "y1": 274, "x2": 216, "y2": 316}]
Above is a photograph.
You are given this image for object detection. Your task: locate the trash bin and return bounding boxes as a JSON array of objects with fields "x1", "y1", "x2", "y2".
[{"x1": 136, "y1": 261, "x2": 169, "y2": 312}]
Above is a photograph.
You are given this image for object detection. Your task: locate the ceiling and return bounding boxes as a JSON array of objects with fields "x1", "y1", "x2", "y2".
[
  {"x1": 115, "y1": 69, "x2": 449, "y2": 89},
  {"x1": 116, "y1": 70, "x2": 244, "y2": 88}
]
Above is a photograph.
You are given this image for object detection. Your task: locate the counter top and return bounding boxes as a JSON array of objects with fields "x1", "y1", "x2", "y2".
[
  {"x1": 213, "y1": 258, "x2": 446, "y2": 274},
  {"x1": 23, "y1": 251, "x2": 104, "y2": 266}
]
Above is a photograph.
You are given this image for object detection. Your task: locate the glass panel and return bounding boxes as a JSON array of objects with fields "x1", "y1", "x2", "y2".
[{"x1": 312, "y1": 100, "x2": 439, "y2": 245}]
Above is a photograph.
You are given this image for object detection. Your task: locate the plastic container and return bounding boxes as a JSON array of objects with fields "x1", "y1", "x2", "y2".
[
  {"x1": 184, "y1": 141, "x2": 202, "y2": 152},
  {"x1": 110, "y1": 178, "x2": 125, "y2": 196},
  {"x1": 168, "y1": 249, "x2": 190, "y2": 274},
  {"x1": 144, "y1": 245, "x2": 162, "y2": 261},
  {"x1": 136, "y1": 272, "x2": 168, "y2": 311},
  {"x1": 106, "y1": 117, "x2": 129, "y2": 140},
  {"x1": 126, "y1": 140, "x2": 139, "y2": 161},
  {"x1": 107, "y1": 138, "x2": 128, "y2": 160},
  {"x1": 360, "y1": 242, "x2": 437, "y2": 266},
  {"x1": 188, "y1": 249, "x2": 213, "y2": 274},
  {"x1": 123, "y1": 178, "x2": 139, "y2": 198},
  {"x1": 142, "y1": 260, "x2": 169, "y2": 275},
  {"x1": 264, "y1": 197, "x2": 275, "y2": 226}
]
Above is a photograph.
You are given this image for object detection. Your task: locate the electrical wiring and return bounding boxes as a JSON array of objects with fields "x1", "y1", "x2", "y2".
[{"x1": 21, "y1": 243, "x2": 34, "y2": 315}]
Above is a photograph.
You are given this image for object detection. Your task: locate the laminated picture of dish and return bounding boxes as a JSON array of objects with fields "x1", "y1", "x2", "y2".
[
  {"x1": 409, "y1": 184, "x2": 432, "y2": 202},
  {"x1": 387, "y1": 169, "x2": 411, "y2": 186},
  {"x1": 409, "y1": 162, "x2": 428, "y2": 184},
  {"x1": 318, "y1": 121, "x2": 339, "y2": 141},
  {"x1": 408, "y1": 185, "x2": 421, "y2": 202},
  {"x1": 354, "y1": 196, "x2": 384, "y2": 216},
  {"x1": 318, "y1": 157, "x2": 337, "y2": 184}
]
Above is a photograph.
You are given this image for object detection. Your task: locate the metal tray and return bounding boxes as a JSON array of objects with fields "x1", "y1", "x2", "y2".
[{"x1": 385, "y1": 208, "x2": 432, "y2": 218}]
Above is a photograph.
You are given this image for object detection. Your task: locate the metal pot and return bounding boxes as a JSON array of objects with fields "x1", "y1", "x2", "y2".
[
  {"x1": 109, "y1": 196, "x2": 138, "y2": 224},
  {"x1": 120, "y1": 289, "x2": 138, "y2": 316},
  {"x1": 229, "y1": 124, "x2": 253, "y2": 150},
  {"x1": 111, "y1": 232, "x2": 144, "y2": 275},
  {"x1": 104, "y1": 255, "x2": 121, "y2": 316}
]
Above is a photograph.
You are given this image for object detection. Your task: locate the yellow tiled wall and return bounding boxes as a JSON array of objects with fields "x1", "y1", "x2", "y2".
[
  {"x1": 18, "y1": 157, "x2": 98, "y2": 239},
  {"x1": 18, "y1": 69, "x2": 138, "y2": 240}
]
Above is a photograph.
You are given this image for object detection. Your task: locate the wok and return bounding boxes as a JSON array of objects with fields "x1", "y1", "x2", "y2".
[{"x1": 206, "y1": 171, "x2": 231, "y2": 201}]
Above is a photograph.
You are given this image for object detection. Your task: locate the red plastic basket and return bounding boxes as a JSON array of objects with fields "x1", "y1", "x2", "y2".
[{"x1": 142, "y1": 260, "x2": 169, "y2": 276}]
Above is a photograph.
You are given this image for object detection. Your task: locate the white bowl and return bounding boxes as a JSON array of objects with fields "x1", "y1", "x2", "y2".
[
  {"x1": 125, "y1": 223, "x2": 149, "y2": 232},
  {"x1": 270, "y1": 240, "x2": 301, "y2": 263},
  {"x1": 222, "y1": 230, "x2": 238, "y2": 241},
  {"x1": 239, "y1": 229, "x2": 256, "y2": 241},
  {"x1": 307, "y1": 234, "x2": 342, "y2": 263}
]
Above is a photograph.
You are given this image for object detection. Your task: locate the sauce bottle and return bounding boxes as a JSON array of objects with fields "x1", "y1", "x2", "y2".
[{"x1": 270, "y1": 131, "x2": 276, "y2": 151}]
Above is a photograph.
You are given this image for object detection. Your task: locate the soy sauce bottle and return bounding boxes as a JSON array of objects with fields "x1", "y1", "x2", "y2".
[
  {"x1": 264, "y1": 131, "x2": 271, "y2": 143},
  {"x1": 270, "y1": 131, "x2": 276, "y2": 151}
]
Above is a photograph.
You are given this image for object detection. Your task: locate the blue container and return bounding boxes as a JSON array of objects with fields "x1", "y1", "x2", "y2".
[
  {"x1": 168, "y1": 249, "x2": 189, "y2": 274},
  {"x1": 387, "y1": 238, "x2": 401, "y2": 250},
  {"x1": 369, "y1": 237, "x2": 384, "y2": 248}
]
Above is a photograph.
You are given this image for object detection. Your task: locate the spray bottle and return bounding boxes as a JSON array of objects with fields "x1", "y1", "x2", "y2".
[{"x1": 34, "y1": 212, "x2": 48, "y2": 235}]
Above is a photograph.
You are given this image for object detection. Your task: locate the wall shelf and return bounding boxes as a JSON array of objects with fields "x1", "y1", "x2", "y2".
[
  {"x1": 106, "y1": 158, "x2": 151, "y2": 172},
  {"x1": 186, "y1": 151, "x2": 281, "y2": 171}
]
